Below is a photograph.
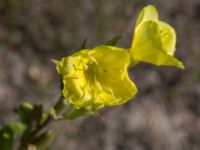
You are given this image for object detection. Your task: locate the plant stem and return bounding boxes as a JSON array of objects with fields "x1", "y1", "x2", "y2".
[{"x1": 17, "y1": 95, "x2": 65, "y2": 150}]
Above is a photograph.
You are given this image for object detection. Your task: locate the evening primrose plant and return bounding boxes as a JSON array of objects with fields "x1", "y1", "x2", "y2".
[{"x1": 0, "y1": 5, "x2": 184, "y2": 150}]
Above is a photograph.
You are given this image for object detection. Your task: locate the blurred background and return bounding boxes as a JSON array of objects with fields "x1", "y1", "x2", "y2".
[{"x1": 0, "y1": 0, "x2": 200, "y2": 149}]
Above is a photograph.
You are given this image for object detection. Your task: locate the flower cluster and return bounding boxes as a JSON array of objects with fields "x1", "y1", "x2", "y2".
[{"x1": 54, "y1": 5, "x2": 184, "y2": 110}]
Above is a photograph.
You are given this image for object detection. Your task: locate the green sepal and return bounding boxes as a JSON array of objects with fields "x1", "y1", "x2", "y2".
[
  {"x1": 49, "y1": 107, "x2": 61, "y2": 120},
  {"x1": 77, "y1": 39, "x2": 87, "y2": 51},
  {"x1": 64, "y1": 106, "x2": 94, "y2": 120},
  {"x1": 105, "y1": 35, "x2": 122, "y2": 46},
  {"x1": 50, "y1": 100, "x2": 68, "y2": 120},
  {"x1": 51, "y1": 59, "x2": 59, "y2": 65}
]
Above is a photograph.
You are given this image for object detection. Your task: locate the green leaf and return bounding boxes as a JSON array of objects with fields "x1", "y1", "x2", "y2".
[
  {"x1": 16, "y1": 103, "x2": 44, "y2": 129},
  {"x1": 0, "y1": 130, "x2": 13, "y2": 150},
  {"x1": 105, "y1": 35, "x2": 122, "y2": 46},
  {"x1": 65, "y1": 106, "x2": 94, "y2": 120},
  {"x1": 0, "y1": 121, "x2": 26, "y2": 150},
  {"x1": 0, "y1": 127, "x2": 13, "y2": 150},
  {"x1": 8, "y1": 122, "x2": 27, "y2": 135},
  {"x1": 15, "y1": 102, "x2": 33, "y2": 124}
]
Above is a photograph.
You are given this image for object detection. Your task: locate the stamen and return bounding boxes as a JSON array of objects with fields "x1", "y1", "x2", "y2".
[
  {"x1": 100, "y1": 81, "x2": 116, "y2": 99},
  {"x1": 89, "y1": 55, "x2": 99, "y2": 65},
  {"x1": 107, "y1": 86, "x2": 115, "y2": 99}
]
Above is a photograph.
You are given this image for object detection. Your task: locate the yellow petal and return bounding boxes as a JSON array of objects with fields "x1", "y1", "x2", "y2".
[
  {"x1": 93, "y1": 46, "x2": 138, "y2": 106},
  {"x1": 56, "y1": 46, "x2": 138, "y2": 109},
  {"x1": 135, "y1": 5, "x2": 158, "y2": 29},
  {"x1": 131, "y1": 20, "x2": 184, "y2": 69},
  {"x1": 158, "y1": 21, "x2": 176, "y2": 56}
]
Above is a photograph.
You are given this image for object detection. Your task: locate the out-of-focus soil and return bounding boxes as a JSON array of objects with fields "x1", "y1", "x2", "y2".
[{"x1": 0, "y1": 0, "x2": 200, "y2": 149}]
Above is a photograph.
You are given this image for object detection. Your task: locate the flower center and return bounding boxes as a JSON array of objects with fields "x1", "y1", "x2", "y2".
[
  {"x1": 83, "y1": 58, "x2": 108, "y2": 94},
  {"x1": 86, "y1": 63, "x2": 104, "y2": 76}
]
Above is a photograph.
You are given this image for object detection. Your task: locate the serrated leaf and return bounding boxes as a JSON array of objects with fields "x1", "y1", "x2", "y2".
[{"x1": 105, "y1": 35, "x2": 122, "y2": 46}]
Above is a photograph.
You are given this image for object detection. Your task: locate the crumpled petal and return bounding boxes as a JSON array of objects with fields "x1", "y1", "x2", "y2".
[
  {"x1": 55, "y1": 46, "x2": 137, "y2": 109},
  {"x1": 131, "y1": 5, "x2": 184, "y2": 69}
]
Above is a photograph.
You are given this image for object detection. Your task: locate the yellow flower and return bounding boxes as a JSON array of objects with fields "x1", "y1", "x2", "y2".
[
  {"x1": 130, "y1": 5, "x2": 184, "y2": 69},
  {"x1": 55, "y1": 46, "x2": 137, "y2": 109}
]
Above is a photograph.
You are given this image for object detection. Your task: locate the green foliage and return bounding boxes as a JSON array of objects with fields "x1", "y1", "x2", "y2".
[
  {"x1": 0, "y1": 103, "x2": 46, "y2": 150},
  {"x1": 16, "y1": 104, "x2": 51, "y2": 149},
  {"x1": 16, "y1": 102, "x2": 45, "y2": 127},
  {"x1": 0, "y1": 128, "x2": 13, "y2": 150},
  {"x1": 15, "y1": 102, "x2": 33, "y2": 124},
  {"x1": 0, "y1": 122, "x2": 27, "y2": 150},
  {"x1": 7, "y1": 122, "x2": 27, "y2": 135}
]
